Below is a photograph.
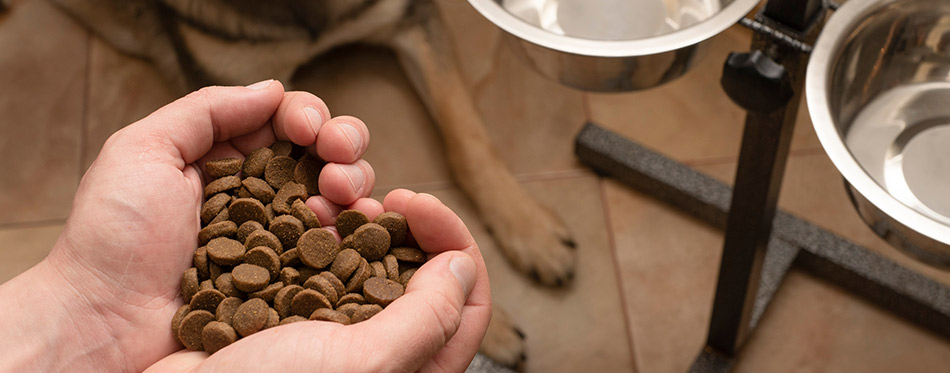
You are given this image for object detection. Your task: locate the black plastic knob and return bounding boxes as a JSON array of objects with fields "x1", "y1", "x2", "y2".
[{"x1": 721, "y1": 51, "x2": 793, "y2": 113}]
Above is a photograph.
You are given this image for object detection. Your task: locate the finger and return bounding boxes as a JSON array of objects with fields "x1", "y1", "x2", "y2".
[
  {"x1": 318, "y1": 160, "x2": 375, "y2": 206},
  {"x1": 347, "y1": 198, "x2": 384, "y2": 221},
  {"x1": 315, "y1": 116, "x2": 370, "y2": 164},
  {"x1": 306, "y1": 196, "x2": 341, "y2": 227},
  {"x1": 403, "y1": 193, "x2": 475, "y2": 254},
  {"x1": 382, "y1": 188, "x2": 417, "y2": 213},
  {"x1": 271, "y1": 91, "x2": 332, "y2": 148},
  {"x1": 229, "y1": 123, "x2": 278, "y2": 155},
  {"x1": 117, "y1": 80, "x2": 284, "y2": 168},
  {"x1": 143, "y1": 350, "x2": 206, "y2": 372}
]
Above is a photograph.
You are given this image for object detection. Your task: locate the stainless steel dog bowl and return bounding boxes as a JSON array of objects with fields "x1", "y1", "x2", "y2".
[
  {"x1": 466, "y1": 0, "x2": 759, "y2": 91},
  {"x1": 807, "y1": 0, "x2": 950, "y2": 267}
]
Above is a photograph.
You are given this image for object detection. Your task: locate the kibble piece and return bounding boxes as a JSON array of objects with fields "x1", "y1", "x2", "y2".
[
  {"x1": 189, "y1": 289, "x2": 226, "y2": 313},
  {"x1": 214, "y1": 273, "x2": 245, "y2": 298},
  {"x1": 194, "y1": 246, "x2": 210, "y2": 280},
  {"x1": 348, "y1": 223, "x2": 390, "y2": 261},
  {"x1": 181, "y1": 267, "x2": 200, "y2": 304},
  {"x1": 243, "y1": 147, "x2": 274, "y2": 178},
  {"x1": 235, "y1": 186, "x2": 254, "y2": 199},
  {"x1": 231, "y1": 263, "x2": 271, "y2": 293},
  {"x1": 344, "y1": 258, "x2": 372, "y2": 293},
  {"x1": 245, "y1": 229, "x2": 283, "y2": 255},
  {"x1": 291, "y1": 289, "x2": 332, "y2": 317},
  {"x1": 274, "y1": 285, "x2": 305, "y2": 318},
  {"x1": 383, "y1": 255, "x2": 399, "y2": 282},
  {"x1": 244, "y1": 246, "x2": 281, "y2": 280},
  {"x1": 369, "y1": 261, "x2": 386, "y2": 279},
  {"x1": 291, "y1": 199, "x2": 321, "y2": 230},
  {"x1": 237, "y1": 221, "x2": 264, "y2": 243},
  {"x1": 202, "y1": 321, "x2": 238, "y2": 354},
  {"x1": 390, "y1": 247, "x2": 426, "y2": 264},
  {"x1": 179, "y1": 310, "x2": 216, "y2": 351},
  {"x1": 269, "y1": 214, "x2": 304, "y2": 249},
  {"x1": 215, "y1": 296, "x2": 243, "y2": 324},
  {"x1": 229, "y1": 198, "x2": 268, "y2": 227},
  {"x1": 363, "y1": 277, "x2": 405, "y2": 307},
  {"x1": 373, "y1": 211, "x2": 408, "y2": 247},
  {"x1": 249, "y1": 282, "x2": 284, "y2": 304},
  {"x1": 319, "y1": 271, "x2": 345, "y2": 295},
  {"x1": 201, "y1": 193, "x2": 231, "y2": 225},
  {"x1": 264, "y1": 203, "x2": 276, "y2": 224},
  {"x1": 350, "y1": 304, "x2": 383, "y2": 323},
  {"x1": 336, "y1": 303, "x2": 360, "y2": 318},
  {"x1": 206, "y1": 237, "x2": 246, "y2": 266},
  {"x1": 279, "y1": 248, "x2": 300, "y2": 267},
  {"x1": 335, "y1": 210, "x2": 368, "y2": 238},
  {"x1": 233, "y1": 298, "x2": 269, "y2": 337},
  {"x1": 198, "y1": 221, "x2": 238, "y2": 246},
  {"x1": 204, "y1": 175, "x2": 242, "y2": 197},
  {"x1": 294, "y1": 153, "x2": 324, "y2": 195},
  {"x1": 303, "y1": 274, "x2": 339, "y2": 305},
  {"x1": 279, "y1": 315, "x2": 308, "y2": 325},
  {"x1": 241, "y1": 177, "x2": 275, "y2": 203},
  {"x1": 330, "y1": 249, "x2": 361, "y2": 281},
  {"x1": 171, "y1": 304, "x2": 191, "y2": 344},
  {"x1": 270, "y1": 140, "x2": 294, "y2": 157},
  {"x1": 398, "y1": 267, "x2": 417, "y2": 286},
  {"x1": 336, "y1": 293, "x2": 365, "y2": 307},
  {"x1": 298, "y1": 267, "x2": 320, "y2": 283},
  {"x1": 264, "y1": 308, "x2": 280, "y2": 329},
  {"x1": 209, "y1": 207, "x2": 230, "y2": 225},
  {"x1": 309, "y1": 308, "x2": 351, "y2": 325},
  {"x1": 280, "y1": 267, "x2": 301, "y2": 286},
  {"x1": 206, "y1": 158, "x2": 243, "y2": 178},
  {"x1": 264, "y1": 156, "x2": 297, "y2": 189},
  {"x1": 297, "y1": 228, "x2": 339, "y2": 269},
  {"x1": 208, "y1": 262, "x2": 226, "y2": 282},
  {"x1": 272, "y1": 181, "x2": 308, "y2": 215},
  {"x1": 199, "y1": 279, "x2": 214, "y2": 292}
]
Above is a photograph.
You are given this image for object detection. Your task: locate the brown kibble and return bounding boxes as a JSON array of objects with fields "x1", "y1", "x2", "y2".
[
  {"x1": 181, "y1": 267, "x2": 200, "y2": 304},
  {"x1": 350, "y1": 304, "x2": 383, "y2": 323},
  {"x1": 233, "y1": 298, "x2": 269, "y2": 337},
  {"x1": 202, "y1": 321, "x2": 237, "y2": 354},
  {"x1": 214, "y1": 273, "x2": 245, "y2": 298},
  {"x1": 272, "y1": 182, "x2": 308, "y2": 215},
  {"x1": 204, "y1": 175, "x2": 242, "y2": 197},
  {"x1": 390, "y1": 247, "x2": 426, "y2": 264},
  {"x1": 209, "y1": 262, "x2": 225, "y2": 282},
  {"x1": 369, "y1": 261, "x2": 386, "y2": 279},
  {"x1": 398, "y1": 267, "x2": 417, "y2": 286},
  {"x1": 335, "y1": 210, "x2": 368, "y2": 238},
  {"x1": 248, "y1": 282, "x2": 284, "y2": 304},
  {"x1": 189, "y1": 289, "x2": 226, "y2": 313},
  {"x1": 231, "y1": 263, "x2": 270, "y2": 293},
  {"x1": 319, "y1": 271, "x2": 345, "y2": 295},
  {"x1": 291, "y1": 289, "x2": 331, "y2": 317},
  {"x1": 330, "y1": 249, "x2": 360, "y2": 281},
  {"x1": 209, "y1": 207, "x2": 230, "y2": 225},
  {"x1": 293, "y1": 153, "x2": 324, "y2": 195},
  {"x1": 274, "y1": 285, "x2": 305, "y2": 318},
  {"x1": 279, "y1": 248, "x2": 300, "y2": 267},
  {"x1": 199, "y1": 221, "x2": 238, "y2": 246},
  {"x1": 243, "y1": 147, "x2": 274, "y2": 178},
  {"x1": 291, "y1": 199, "x2": 321, "y2": 230},
  {"x1": 229, "y1": 198, "x2": 268, "y2": 227},
  {"x1": 297, "y1": 228, "x2": 339, "y2": 269},
  {"x1": 336, "y1": 303, "x2": 360, "y2": 318},
  {"x1": 235, "y1": 186, "x2": 254, "y2": 199},
  {"x1": 264, "y1": 308, "x2": 280, "y2": 330},
  {"x1": 201, "y1": 193, "x2": 231, "y2": 225},
  {"x1": 264, "y1": 203, "x2": 276, "y2": 224},
  {"x1": 363, "y1": 277, "x2": 405, "y2": 307},
  {"x1": 179, "y1": 310, "x2": 215, "y2": 351},
  {"x1": 264, "y1": 156, "x2": 297, "y2": 189},
  {"x1": 373, "y1": 211, "x2": 407, "y2": 247},
  {"x1": 242, "y1": 177, "x2": 276, "y2": 204},
  {"x1": 347, "y1": 223, "x2": 390, "y2": 261},
  {"x1": 270, "y1": 140, "x2": 294, "y2": 157},
  {"x1": 199, "y1": 279, "x2": 214, "y2": 292},
  {"x1": 336, "y1": 293, "x2": 365, "y2": 307},
  {"x1": 297, "y1": 267, "x2": 320, "y2": 283},
  {"x1": 344, "y1": 258, "x2": 371, "y2": 293},
  {"x1": 309, "y1": 308, "x2": 351, "y2": 325},
  {"x1": 244, "y1": 246, "x2": 281, "y2": 280},
  {"x1": 269, "y1": 215, "x2": 304, "y2": 249},
  {"x1": 215, "y1": 296, "x2": 243, "y2": 324},
  {"x1": 171, "y1": 304, "x2": 191, "y2": 344},
  {"x1": 206, "y1": 158, "x2": 243, "y2": 179},
  {"x1": 206, "y1": 237, "x2": 246, "y2": 266},
  {"x1": 194, "y1": 246, "x2": 209, "y2": 280},
  {"x1": 279, "y1": 315, "x2": 308, "y2": 325},
  {"x1": 237, "y1": 221, "x2": 263, "y2": 243},
  {"x1": 383, "y1": 255, "x2": 399, "y2": 281},
  {"x1": 303, "y1": 274, "x2": 339, "y2": 305},
  {"x1": 280, "y1": 267, "x2": 301, "y2": 286},
  {"x1": 245, "y1": 229, "x2": 283, "y2": 255}
]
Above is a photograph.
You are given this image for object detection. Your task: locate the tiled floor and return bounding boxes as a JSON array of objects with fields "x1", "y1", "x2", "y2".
[{"x1": 2, "y1": 0, "x2": 949, "y2": 372}]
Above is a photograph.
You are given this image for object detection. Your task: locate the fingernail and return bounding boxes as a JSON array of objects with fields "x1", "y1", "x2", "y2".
[
  {"x1": 245, "y1": 79, "x2": 274, "y2": 90},
  {"x1": 337, "y1": 163, "x2": 365, "y2": 194},
  {"x1": 303, "y1": 107, "x2": 323, "y2": 134},
  {"x1": 340, "y1": 123, "x2": 362, "y2": 154},
  {"x1": 449, "y1": 255, "x2": 476, "y2": 297}
]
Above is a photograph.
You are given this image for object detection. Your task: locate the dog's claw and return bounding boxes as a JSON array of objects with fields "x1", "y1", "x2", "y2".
[{"x1": 562, "y1": 237, "x2": 577, "y2": 250}]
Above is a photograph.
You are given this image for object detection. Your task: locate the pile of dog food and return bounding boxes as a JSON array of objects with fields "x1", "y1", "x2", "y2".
[{"x1": 171, "y1": 141, "x2": 425, "y2": 354}]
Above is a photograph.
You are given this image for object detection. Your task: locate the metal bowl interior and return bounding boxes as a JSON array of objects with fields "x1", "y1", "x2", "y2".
[{"x1": 807, "y1": 0, "x2": 950, "y2": 266}]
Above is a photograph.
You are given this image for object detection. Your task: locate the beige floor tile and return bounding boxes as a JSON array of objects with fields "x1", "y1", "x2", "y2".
[
  {"x1": 0, "y1": 224, "x2": 62, "y2": 284},
  {"x1": 374, "y1": 175, "x2": 635, "y2": 373},
  {"x1": 0, "y1": 0, "x2": 87, "y2": 225},
  {"x1": 435, "y1": 0, "x2": 502, "y2": 87},
  {"x1": 736, "y1": 269, "x2": 950, "y2": 372},
  {"x1": 82, "y1": 37, "x2": 179, "y2": 171}
]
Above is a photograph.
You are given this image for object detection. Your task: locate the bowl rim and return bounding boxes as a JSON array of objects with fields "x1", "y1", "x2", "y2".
[
  {"x1": 465, "y1": 0, "x2": 761, "y2": 57},
  {"x1": 806, "y1": 0, "x2": 950, "y2": 246}
]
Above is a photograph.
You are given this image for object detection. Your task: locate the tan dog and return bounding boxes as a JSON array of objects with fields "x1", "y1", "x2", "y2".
[{"x1": 50, "y1": 0, "x2": 578, "y2": 368}]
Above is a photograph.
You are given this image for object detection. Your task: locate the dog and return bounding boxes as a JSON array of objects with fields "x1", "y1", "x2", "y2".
[{"x1": 49, "y1": 0, "x2": 579, "y2": 368}]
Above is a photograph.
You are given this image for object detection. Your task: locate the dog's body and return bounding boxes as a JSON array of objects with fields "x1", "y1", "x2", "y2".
[{"x1": 51, "y1": 0, "x2": 578, "y2": 367}]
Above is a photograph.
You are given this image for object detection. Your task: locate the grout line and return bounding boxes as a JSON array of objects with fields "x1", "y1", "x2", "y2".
[
  {"x1": 599, "y1": 177, "x2": 641, "y2": 372},
  {"x1": 0, "y1": 219, "x2": 67, "y2": 231}
]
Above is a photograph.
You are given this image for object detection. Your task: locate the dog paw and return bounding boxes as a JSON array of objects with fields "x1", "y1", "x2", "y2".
[{"x1": 479, "y1": 306, "x2": 527, "y2": 371}]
